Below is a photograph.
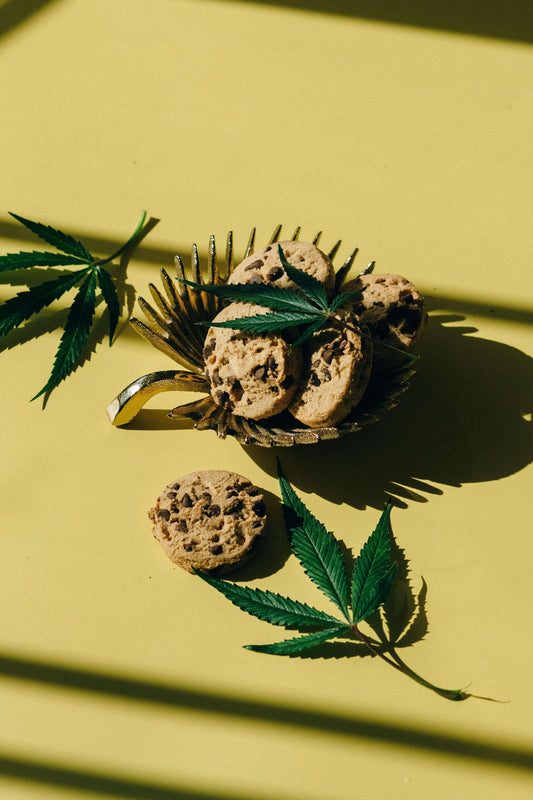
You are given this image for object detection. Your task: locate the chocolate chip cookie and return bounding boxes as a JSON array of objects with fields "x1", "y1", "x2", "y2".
[
  {"x1": 341, "y1": 273, "x2": 427, "y2": 374},
  {"x1": 149, "y1": 470, "x2": 267, "y2": 574},
  {"x1": 228, "y1": 240, "x2": 335, "y2": 296},
  {"x1": 288, "y1": 310, "x2": 373, "y2": 428},
  {"x1": 203, "y1": 302, "x2": 302, "y2": 420}
]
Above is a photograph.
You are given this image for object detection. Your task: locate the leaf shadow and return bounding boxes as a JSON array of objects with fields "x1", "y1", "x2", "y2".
[
  {"x1": 245, "y1": 313, "x2": 533, "y2": 510},
  {"x1": 223, "y1": 489, "x2": 292, "y2": 581}
]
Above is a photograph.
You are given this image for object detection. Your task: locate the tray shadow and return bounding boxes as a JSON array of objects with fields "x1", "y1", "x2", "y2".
[{"x1": 246, "y1": 314, "x2": 533, "y2": 509}]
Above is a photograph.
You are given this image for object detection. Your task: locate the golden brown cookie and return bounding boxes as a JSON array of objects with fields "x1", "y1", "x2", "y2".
[
  {"x1": 203, "y1": 302, "x2": 302, "y2": 420},
  {"x1": 228, "y1": 240, "x2": 335, "y2": 296},
  {"x1": 342, "y1": 273, "x2": 427, "y2": 373},
  {"x1": 148, "y1": 470, "x2": 267, "y2": 574},
  {"x1": 288, "y1": 310, "x2": 372, "y2": 428}
]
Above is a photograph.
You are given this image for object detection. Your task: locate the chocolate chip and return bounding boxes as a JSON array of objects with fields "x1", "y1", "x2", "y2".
[
  {"x1": 157, "y1": 509, "x2": 171, "y2": 521},
  {"x1": 248, "y1": 273, "x2": 265, "y2": 284},
  {"x1": 170, "y1": 503, "x2": 179, "y2": 513},
  {"x1": 226, "y1": 373, "x2": 243, "y2": 399},
  {"x1": 264, "y1": 245, "x2": 272, "y2": 252},
  {"x1": 176, "y1": 519, "x2": 188, "y2": 532},
  {"x1": 210, "y1": 544, "x2": 223, "y2": 555},
  {"x1": 211, "y1": 368, "x2": 223, "y2": 386},
  {"x1": 206, "y1": 504, "x2": 221, "y2": 517},
  {"x1": 311, "y1": 358, "x2": 321, "y2": 368},
  {"x1": 400, "y1": 306, "x2": 423, "y2": 334},
  {"x1": 322, "y1": 368, "x2": 332, "y2": 382},
  {"x1": 242, "y1": 485, "x2": 259, "y2": 496},
  {"x1": 203, "y1": 338, "x2": 216, "y2": 359},
  {"x1": 322, "y1": 349, "x2": 334, "y2": 365},
  {"x1": 244, "y1": 259, "x2": 264, "y2": 270},
  {"x1": 215, "y1": 390, "x2": 230, "y2": 405},
  {"x1": 374, "y1": 319, "x2": 391, "y2": 338},
  {"x1": 201, "y1": 492, "x2": 212, "y2": 504},
  {"x1": 172, "y1": 483, "x2": 180, "y2": 491},
  {"x1": 226, "y1": 498, "x2": 244, "y2": 514},
  {"x1": 252, "y1": 499, "x2": 266, "y2": 517},
  {"x1": 281, "y1": 375, "x2": 294, "y2": 389},
  {"x1": 267, "y1": 355, "x2": 278, "y2": 373},
  {"x1": 181, "y1": 493, "x2": 193, "y2": 508},
  {"x1": 267, "y1": 266, "x2": 283, "y2": 281},
  {"x1": 269, "y1": 385, "x2": 279, "y2": 394},
  {"x1": 252, "y1": 365, "x2": 266, "y2": 380},
  {"x1": 309, "y1": 372, "x2": 321, "y2": 387}
]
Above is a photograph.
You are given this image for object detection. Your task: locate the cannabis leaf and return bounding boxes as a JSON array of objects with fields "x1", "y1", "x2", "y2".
[
  {"x1": 177, "y1": 243, "x2": 355, "y2": 347},
  {"x1": 278, "y1": 463, "x2": 350, "y2": 620},
  {"x1": 198, "y1": 573, "x2": 343, "y2": 628},
  {"x1": 351, "y1": 503, "x2": 397, "y2": 624},
  {"x1": 198, "y1": 464, "x2": 478, "y2": 701},
  {"x1": 245, "y1": 626, "x2": 350, "y2": 656},
  {"x1": 177, "y1": 243, "x2": 419, "y2": 357},
  {"x1": 0, "y1": 210, "x2": 149, "y2": 400}
]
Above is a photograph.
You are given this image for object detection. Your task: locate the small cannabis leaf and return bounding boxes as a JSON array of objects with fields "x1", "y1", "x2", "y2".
[
  {"x1": 199, "y1": 464, "x2": 477, "y2": 700},
  {"x1": 177, "y1": 243, "x2": 419, "y2": 357},
  {"x1": 177, "y1": 243, "x2": 359, "y2": 348},
  {"x1": 0, "y1": 210, "x2": 149, "y2": 400}
]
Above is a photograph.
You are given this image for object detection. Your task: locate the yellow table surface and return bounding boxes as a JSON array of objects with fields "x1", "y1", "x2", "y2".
[{"x1": 1, "y1": 2, "x2": 533, "y2": 798}]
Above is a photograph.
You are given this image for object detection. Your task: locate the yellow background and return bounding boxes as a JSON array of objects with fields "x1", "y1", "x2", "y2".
[{"x1": 1, "y1": 1, "x2": 532, "y2": 798}]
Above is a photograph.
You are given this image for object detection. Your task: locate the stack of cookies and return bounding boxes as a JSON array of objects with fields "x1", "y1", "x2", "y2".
[{"x1": 202, "y1": 241, "x2": 427, "y2": 429}]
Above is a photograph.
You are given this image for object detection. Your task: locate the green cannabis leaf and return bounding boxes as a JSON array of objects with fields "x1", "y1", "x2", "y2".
[
  {"x1": 0, "y1": 210, "x2": 149, "y2": 400},
  {"x1": 198, "y1": 463, "x2": 478, "y2": 701},
  {"x1": 178, "y1": 244, "x2": 419, "y2": 356}
]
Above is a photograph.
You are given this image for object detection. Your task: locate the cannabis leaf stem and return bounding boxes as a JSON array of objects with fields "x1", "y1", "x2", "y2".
[{"x1": 0, "y1": 210, "x2": 151, "y2": 400}]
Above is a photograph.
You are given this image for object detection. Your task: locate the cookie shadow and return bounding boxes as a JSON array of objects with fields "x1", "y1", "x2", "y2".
[
  {"x1": 227, "y1": 489, "x2": 291, "y2": 581},
  {"x1": 243, "y1": 314, "x2": 533, "y2": 509}
]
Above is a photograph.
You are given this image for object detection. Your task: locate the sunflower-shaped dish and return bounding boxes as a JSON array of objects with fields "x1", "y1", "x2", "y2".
[{"x1": 107, "y1": 226, "x2": 422, "y2": 446}]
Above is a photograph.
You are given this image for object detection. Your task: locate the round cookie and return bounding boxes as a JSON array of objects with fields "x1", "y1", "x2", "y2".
[
  {"x1": 148, "y1": 470, "x2": 267, "y2": 574},
  {"x1": 203, "y1": 302, "x2": 302, "y2": 420},
  {"x1": 228, "y1": 240, "x2": 335, "y2": 296},
  {"x1": 288, "y1": 310, "x2": 373, "y2": 428},
  {"x1": 341, "y1": 273, "x2": 427, "y2": 374}
]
